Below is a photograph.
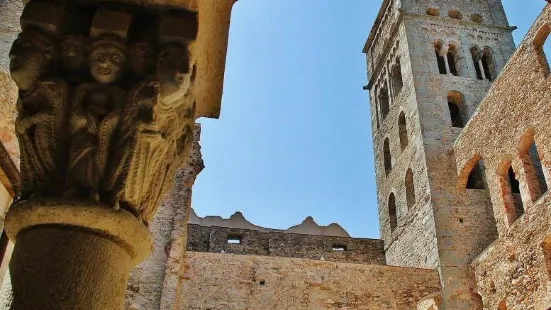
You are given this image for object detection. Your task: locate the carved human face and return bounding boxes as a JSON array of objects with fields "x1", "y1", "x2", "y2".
[
  {"x1": 9, "y1": 31, "x2": 53, "y2": 91},
  {"x1": 157, "y1": 44, "x2": 192, "y2": 91},
  {"x1": 60, "y1": 36, "x2": 88, "y2": 72},
  {"x1": 129, "y1": 42, "x2": 155, "y2": 77},
  {"x1": 89, "y1": 41, "x2": 126, "y2": 84}
]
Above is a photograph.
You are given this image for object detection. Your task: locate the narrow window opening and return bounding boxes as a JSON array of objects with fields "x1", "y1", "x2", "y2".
[
  {"x1": 447, "y1": 45, "x2": 460, "y2": 76},
  {"x1": 391, "y1": 59, "x2": 403, "y2": 97},
  {"x1": 259, "y1": 280, "x2": 266, "y2": 286},
  {"x1": 227, "y1": 235, "x2": 242, "y2": 244},
  {"x1": 466, "y1": 161, "x2": 486, "y2": 189},
  {"x1": 448, "y1": 102, "x2": 463, "y2": 128},
  {"x1": 501, "y1": 166, "x2": 524, "y2": 226},
  {"x1": 388, "y1": 193, "x2": 397, "y2": 232},
  {"x1": 520, "y1": 138, "x2": 548, "y2": 202},
  {"x1": 448, "y1": 91, "x2": 466, "y2": 128},
  {"x1": 481, "y1": 48, "x2": 495, "y2": 81},
  {"x1": 332, "y1": 245, "x2": 347, "y2": 251},
  {"x1": 435, "y1": 42, "x2": 447, "y2": 74},
  {"x1": 383, "y1": 138, "x2": 392, "y2": 176},
  {"x1": 405, "y1": 168, "x2": 415, "y2": 210},
  {"x1": 379, "y1": 85, "x2": 390, "y2": 120},
  {"x1": 471, "y1": 47, "x2": 483, "y2": 80},
  {"x1": 398, "y1": 112, "x2": 408, "y2": 151}
]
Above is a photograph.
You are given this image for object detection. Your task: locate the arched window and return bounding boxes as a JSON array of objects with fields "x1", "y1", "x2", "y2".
[
  {"x1": 398, "y1": 112, "x2": 408, "y2": 150},
  {"x1": 435, "y1": 41, "x2": 447, "y2": 74},
  {"x1": 388, "y1": 193, "x2": 397, "y2": 232},
  {"x1": 534, "y1": 25, "x2": 551, "y2": 77},
  {"x1": 447, "y1": 44, "x2": 460, "y2": 76},
  {"x1": 379, "y1": 84, "x2": 390, "y2": 120},
  {"x1": 519, "y1": 131, "x2": 548, "y2": 202},
  {"x1": 447, "y1": 91, "x2": 466, "y2": 128},
  {"x1": 383, "y1": 138, "x2": 392, "y2": 176},
  {"x1": 471, "y1": 46, "x2": 483, "y2": 80},
  {"x1": 405, "y1": 168, "x2": 415, "y2": 209},
  {"x1": 391, "y1": 59, "x2": 403, "y2": 97},
  {"x1": 499, "y1": 163, "x2": 524, "y2": 226},
  {"x1": 481, "y1": 48, "x2": 496, "y2": 81},
  {"x1": 466, "y1": 160, "x2": 486, "y2": 189},
  {"x1": 498, "y1": 299, "x2": 508, "y2": 310}
]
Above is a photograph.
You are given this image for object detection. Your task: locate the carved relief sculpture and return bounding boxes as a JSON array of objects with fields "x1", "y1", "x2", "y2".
[{"x1": 9, "y1": 2, "x2": 200, "y2": 224}]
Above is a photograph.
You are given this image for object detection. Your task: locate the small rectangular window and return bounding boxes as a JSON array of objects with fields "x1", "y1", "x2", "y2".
[
  {"x1": 227, "y1": 235, "x2": 242, "y2": 244},
  {"x1": 332, "y1": 245, "x2": 347, "y2": 251}
]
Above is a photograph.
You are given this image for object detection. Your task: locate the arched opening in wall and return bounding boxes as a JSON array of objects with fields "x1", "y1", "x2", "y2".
[
  {"x1": 391, "y1": 59, "x2": 403, "y2": 97},
  {"x1": 519, "y1": 131, "x2": 548, "y2": 202},
  {"x1": 447, "y1": 44, "x2": 460, "y2": 76},
  {"x1": 498, "y1": 299, "x2": 508, "y2": 310},
  {"x1": 499, "y1": 162, "x2": 524, "y2": 226},
  {"x1": 435, "y1": 41, "x2": 447, "y2": 74},
  {"x1": 466, "y1": 160, "x2": 486, "y2": 189},
  {"x1": 534, "y1": 24, "x2": 551, "y2": 77},
  {"x1": 398, "y1": 112, "x2": 408, "y2": 151},
  {"x1": 481, "y1": 48, "x2": 496, "y2": 81},
  {"x1": 388, "y1": 193, "x2": 397, "y2": 232},
  {"x1": 448, "y1": 10, "x2": 463, "y2": 20},
  {"x1": 379, "y1": 84, "x2": 390, "y2": 120},
  {"x1": 471, "y1": 46, "x2": 483, "y2": 80},
  {"x1": 405, "y1": 168, "x2": 415, "y2": 210},
  {"x1": 383, "y1": 138, "x2": 392, "y2": 176},
  {"x1": 447, "y1": 91, "x2": 466, "y2": 128}
]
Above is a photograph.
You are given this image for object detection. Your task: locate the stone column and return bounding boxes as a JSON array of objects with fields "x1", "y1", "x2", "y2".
[{"x1": 2, "y1": 0, "x2": 235, "y2": 309}]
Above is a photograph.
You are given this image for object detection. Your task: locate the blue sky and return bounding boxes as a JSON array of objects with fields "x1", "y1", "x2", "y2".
[{"x1": 192, "y1": 1, "x2": 548, "y2": 238}]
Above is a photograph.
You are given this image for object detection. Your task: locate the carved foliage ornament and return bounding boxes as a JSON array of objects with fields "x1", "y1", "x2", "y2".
[{"x1": 10, "y1": 1, "x2": 199, "y2": 224}]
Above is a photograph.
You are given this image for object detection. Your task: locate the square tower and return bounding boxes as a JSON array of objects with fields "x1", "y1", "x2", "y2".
[{"x1": 363, "y1": 0, "x2": 516, "y2": 308}]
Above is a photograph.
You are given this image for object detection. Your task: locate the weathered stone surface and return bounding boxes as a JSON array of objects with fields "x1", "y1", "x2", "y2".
[
  {"x1": 179, "y1": 252, "x2": 441, "y2": 310},
  {"x1": 187, "y1": 223, "x2": 386, "y2": 264},
  {"x1": 453, "y1": 4, "x2": 551, "y2": 309}
]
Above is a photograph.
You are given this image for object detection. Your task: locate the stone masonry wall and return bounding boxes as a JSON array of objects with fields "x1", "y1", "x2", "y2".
[
  {"x1": 187, "y1": 224, "x2": 386, "y2": 265},
  {"x1": 125, "y1": 126, "x2": 204, "y2": 310},
  {"x1": 454, "y1": 4, "x2": 551, "y2": 309},
  {"x1": 179, "y1": 252, "x2": 441, "y2": 310}
]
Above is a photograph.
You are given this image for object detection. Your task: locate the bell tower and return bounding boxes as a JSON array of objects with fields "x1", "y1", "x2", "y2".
[{"x1": 363, "y1": 0, "x2": 516, "y2": 308}]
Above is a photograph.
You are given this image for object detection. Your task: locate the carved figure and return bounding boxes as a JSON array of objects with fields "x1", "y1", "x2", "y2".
[
  {"x1": 103, "y1": 43, "x2": 195, "y2": 222},
  {"x1": 9, "y1": 29, "x2": 54, "y2": 92},
  {"x1": 129, "y1": 42, "x2": 155, "y2": 77},
  {"x1": 66, "y1": 84, "x2": 124, "y2": 200},
  {"x1": 89, "y1": 36, "x2": 127, "y2": 85},
  {"x1": 10, "y1": 28, "x2": 70, "y2": 199},
  {"x1": 59, "y1": 35, "x2": 89, "y2": 82}
]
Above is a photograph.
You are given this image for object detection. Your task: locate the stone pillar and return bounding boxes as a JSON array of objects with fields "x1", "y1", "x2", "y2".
[{"x1": 2, "y1": 0, "x2": 235, "y2": 309}]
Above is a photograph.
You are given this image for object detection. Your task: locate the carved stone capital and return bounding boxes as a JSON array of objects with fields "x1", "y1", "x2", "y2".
[{"x1": 9, "y1": 1, "x2": 201, "y2": 224}]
